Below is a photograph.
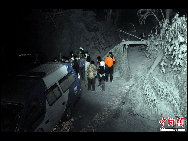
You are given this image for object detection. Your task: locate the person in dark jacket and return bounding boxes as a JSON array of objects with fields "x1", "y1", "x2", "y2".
[
  {"x1": 79, "y1": 54, "x2": 86, "y2": 81},
  {"x1": 98, "y1": 64, "x2": 105, "y2": 92},
  {"x1": 62, "y1": 56, "x2": 66, "y2": 63},
  {"x1": 54, "y1": 57, "x2": 58, "y2": 62},
  {"x1": 97, "y1": 56, "x2": 102, "y2": 86},
  {"x1": 85, "y1": 56, "x2": 91, "y2": 87},
  {"x1": 73, "y1": 55, "x2": 79, "y2": 77}
]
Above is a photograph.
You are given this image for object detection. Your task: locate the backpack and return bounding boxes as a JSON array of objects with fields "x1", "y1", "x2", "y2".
[
  {"x1": 87, "y1": 64, "x2": 97, "y2": 79},
  {"x1": 79, "y1": 58, "x2": 85, "y2": 67}
]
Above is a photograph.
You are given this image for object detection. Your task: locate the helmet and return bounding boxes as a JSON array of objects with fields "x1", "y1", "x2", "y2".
[{"x1": 79, "y1": 47, "x2": 84, "y2": 50}]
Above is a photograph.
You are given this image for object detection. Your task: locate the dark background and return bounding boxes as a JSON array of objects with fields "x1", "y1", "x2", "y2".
[{"x1": 1, "y1": 9, "x2": 187, "y2": 80}]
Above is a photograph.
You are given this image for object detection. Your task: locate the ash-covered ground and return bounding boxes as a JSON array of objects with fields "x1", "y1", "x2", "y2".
[{"x1": 52, "y1": 45, "x2": 160, "y2": 132}]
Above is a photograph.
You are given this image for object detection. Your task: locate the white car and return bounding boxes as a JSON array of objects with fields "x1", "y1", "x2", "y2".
[{"x1": 1, "y1": 62, "x2": 81, "y2": 132}]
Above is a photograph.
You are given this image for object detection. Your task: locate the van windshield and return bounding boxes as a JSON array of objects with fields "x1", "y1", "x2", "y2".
[{"x1": 1, "y1": 102, "x2": 24, "y2": 132}]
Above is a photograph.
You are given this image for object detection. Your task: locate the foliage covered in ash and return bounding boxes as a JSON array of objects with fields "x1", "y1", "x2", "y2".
[
  {"x1": 146, "y1": 14, "x2": 187, "y2": 74},
  {"x1": 125, "y1": 10, "x2": 187, "y2": 122}
]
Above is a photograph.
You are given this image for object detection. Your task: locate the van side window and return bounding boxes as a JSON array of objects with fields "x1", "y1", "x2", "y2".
[
  {"x1": 58, "y1": 72, "x2": 76, "y2": 93},
  {"x1": 45, "y1": 84, "x2": 62, "y2": 106}
]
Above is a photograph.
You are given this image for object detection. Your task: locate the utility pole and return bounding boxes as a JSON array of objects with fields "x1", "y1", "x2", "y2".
[
  {"x1": 165, "y1": 9, "x2": 172, "y2": 23},
  {"x1": 105, "y1": 9, "x2": 112, "y2": 21},
  {"x1": 60, "y1": 52, "x2": 62, "y2": 62}
]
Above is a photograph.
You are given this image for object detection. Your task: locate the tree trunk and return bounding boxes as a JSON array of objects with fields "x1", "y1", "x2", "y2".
[
  {"x1": 105, "y1": 9, "x2": 112, "y2": 21},
  {"x1": 148, "y1": 53, "x2": 163, "y2": 74}
]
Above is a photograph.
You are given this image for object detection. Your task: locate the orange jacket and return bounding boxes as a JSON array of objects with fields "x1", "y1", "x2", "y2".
[{"x1": 105, "y1": 56, "x2": 115, "y2": 67}]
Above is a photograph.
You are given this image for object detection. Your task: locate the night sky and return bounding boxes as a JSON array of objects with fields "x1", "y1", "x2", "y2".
[
  {"x1": 3, "y1": 9, "x2": 186, "y2": 44},
  {"x1": 2, "y1": 9, "x2": 187, "y2": 78},
  {"x1": 2, "y1": 9, "x2": 187, "y2": 49}
]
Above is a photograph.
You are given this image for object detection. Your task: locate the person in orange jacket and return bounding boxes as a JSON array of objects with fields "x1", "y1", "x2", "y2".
[{"x1": 105, "y1": 52, "x2": 115, "y2": 82}]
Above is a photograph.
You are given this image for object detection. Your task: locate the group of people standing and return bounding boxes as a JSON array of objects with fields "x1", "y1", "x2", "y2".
[
  {"x1": 89, "y1": 52, "x2": 115, "y2": 92},
  {"x1": 55, "y1": 47, "x2": 115, "y2": 92},
  {"x1": 75, "y1": 48, "x2": 115, "y2": 92}
]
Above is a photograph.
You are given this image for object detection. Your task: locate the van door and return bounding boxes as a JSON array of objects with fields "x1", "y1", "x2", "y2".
[
  {"x1": 44, "y1": 83, "x2": 68, "y2": 130},
  {"x1": 58, "y1": 71, "x2": 76, "y2": 105}
]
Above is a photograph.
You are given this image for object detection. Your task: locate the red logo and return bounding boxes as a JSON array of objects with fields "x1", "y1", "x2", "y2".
[
  {"x1": 168, "y1": 118, "x2": 175, "y2": 127},
  {"x1": 177, "y1": 117, "x2": 184, "y2": 127},
  {"x1": 159, "y1": 117, "x2": 184, "y2": 128},
  {"x1": 159, "y1": 117, "x2": 167, "y2": 127}
]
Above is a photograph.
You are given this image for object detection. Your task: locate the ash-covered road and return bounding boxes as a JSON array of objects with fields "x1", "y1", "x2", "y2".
[
  {"x1": 53, "y1": 71, "x2": 129, "y2": 132},
  {"x1": 52, "y1": 46, "x2": 159, "y2": 132},
  {"x1": 53, "y1": 73, "x2": 158, "y2": 132}
]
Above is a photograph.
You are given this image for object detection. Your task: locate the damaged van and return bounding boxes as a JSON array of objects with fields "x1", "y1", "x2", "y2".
[{"x1": 1, "y1": 62, "x2": 81, "y2": 132}]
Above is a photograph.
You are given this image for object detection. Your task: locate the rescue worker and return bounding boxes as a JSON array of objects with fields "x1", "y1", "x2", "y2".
[
  {"x1": 84, "y1": 51, "x2": 90, "y2": 59},
  {"x1": 98, "y1": 61, "x2": 105, "y2": 92},
  {"x1": 85, "y1": 56, "x2": 91, "y2": 87},
  {"x1": 69, "y1": 51, "x2": 74, "y2": 60},
  {"x1": 97, "y1": 56, "x2": 102, "y2": 86},
  {"x1": 87, "y1": 61, "x2": 97, "y2": 91},
  {"x1": 97, "y1": 56, "x2": 105, "y2": 86},
  {"x1": 105, "y1": 52, "x2": 115, "y2": 82},
  {"x1": 62, "y1": 56, "x2": 66, "y2": 63},
  {"x1": 79, "y1": 54, "x2": 86, "y2": 81},
  {"x1": 64, "y1": 57, "x2": 69, "y2": 63},
  {"x1": 54, "y1": 57, "x2": 58, "y2": 62},
  {"x1": 78, "y1": 47, "x2": 84, "y2": 59},
  {"x1": 73, "y1": 55, "x2": 79, "y2": 78}
]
